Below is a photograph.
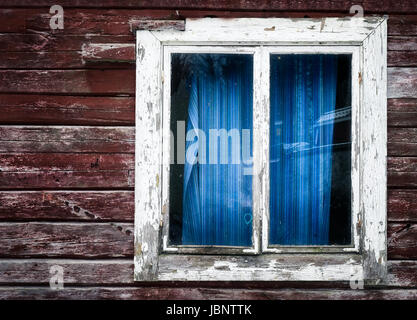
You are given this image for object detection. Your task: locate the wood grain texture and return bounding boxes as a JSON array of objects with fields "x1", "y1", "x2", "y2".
[
  {"x1": 388, "y1": 190, "x2": 417, "y2": 222},
  {"x1": 1, "y1": 286, "x2": 417, "y2": 300},
  {"x1": 0, "y1": 126, "x2": 134, "y2": 153},
  {"x1": 0, "y1": 260, "x2": 414, "y2": 287},
  {"x1": 388, "y1": 99, "x2": 417, "y2": 127},
  {"x1": 0, "y1": 34, "x2": 134, "y2": 52},
  {"x1": 0, "y1": 95, "x2": 134, "y2": 125},
  {"x1": 388, "y1": 128, "x2": 417, "y2": 156},
  {"x1": 388, "y1": 157, "x2": 417, "y2": 188},
  {"x1": 388, "y1": 223, "x2": 417, "y2": 260},
  {"x1": 0, "y1": 67, "x2": 414, "y2": 96},
  {"x1": 82, "y1": 43, "x2": 135, "y2": 63},
  {"x1": 0, "y1": 191, "x2": 133, "y2": 221},
  {"x1": 0, "y1": 153, "x2": 133, "y2": 189},
  {"x1": 0, "y1": 9, "x2": 415, "y2": 35},
  {"x1": 0, "y1": 222, "x2": 134, "y2": 258},
  {"x1": 388, "y1": 68, "x2": 417, "y2": 99},
  {"x1": 0, "y1": 1, "x2": 416, "y2": 13},
  {"x1": 0, "y1": 70, "x2": 135, "y2": 94},
  {"x1": 0, "y1": 221, "x2": 411, "y2": 272}
]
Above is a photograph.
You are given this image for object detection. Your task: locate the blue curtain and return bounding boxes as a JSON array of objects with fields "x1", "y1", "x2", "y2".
[
  {"x1": 270, "y1": 55, "x2": 338, "y2": 245},
  {"x1": 182, "y1": 55, "x2": 253, "y2": 246}
]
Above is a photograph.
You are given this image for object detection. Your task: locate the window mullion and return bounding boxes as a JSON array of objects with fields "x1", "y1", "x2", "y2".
[{"x1": 251, "y1": 46, "x2": 270, "y2": 254}]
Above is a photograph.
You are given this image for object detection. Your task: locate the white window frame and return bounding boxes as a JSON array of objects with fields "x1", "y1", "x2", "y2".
[{"x1": 134, "y1": 17, "x2": 387, "y2": 282}]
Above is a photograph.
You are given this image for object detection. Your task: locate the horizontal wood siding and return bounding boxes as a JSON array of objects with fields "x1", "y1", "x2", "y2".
[{"x1": 0, "y1": 2, "x2": 416, "y2": 299}]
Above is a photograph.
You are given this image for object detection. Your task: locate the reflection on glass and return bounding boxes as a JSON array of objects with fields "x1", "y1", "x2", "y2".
[
  {"x1": 169, "y1": 53, "x2": 253, "y2": 246},
  {"x1": 269, "y1": 54, "x2": 352, "y2": 245}
]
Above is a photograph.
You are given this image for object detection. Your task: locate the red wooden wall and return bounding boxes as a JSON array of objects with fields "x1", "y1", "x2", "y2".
[{"x1": 0, "y1": 1, "x2": 416, "y2": 299}]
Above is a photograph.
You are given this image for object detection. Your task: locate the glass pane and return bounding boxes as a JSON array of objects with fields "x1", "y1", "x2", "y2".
[
  {"x1": 169, "y1": 53, "x2": 253, "y2": 246},
  {"x1": 269, "y1": 54, "x2": 352, "y2": 245}
]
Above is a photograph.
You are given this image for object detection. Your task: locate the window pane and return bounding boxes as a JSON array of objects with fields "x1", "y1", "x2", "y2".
[
  {"x1": 169, "y1": 53, "x2": 253, "y2": 246},
  {"x1": 269, "y1": 54, "x2": 352, "y2": 245}
]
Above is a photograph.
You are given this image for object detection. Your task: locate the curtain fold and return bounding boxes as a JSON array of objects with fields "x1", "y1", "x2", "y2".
[
  {"x1": 182, "y1": 55, "x2": 253, "y2": 246},
  {"x1": 270, "y1": 55, "x2": 338, "y2": 245}
]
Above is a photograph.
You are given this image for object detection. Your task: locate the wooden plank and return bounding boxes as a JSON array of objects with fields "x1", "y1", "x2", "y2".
[
  {"x1": 388, "y1": 223, "x2": 417, "y2": 260},
  {"x1": 0, "y1": 9, "x2": 414, "y2": 35},
  {"x1": 388, "y1": 51, "x2": 417, "y2": 67},
  {"x1": 388, "y1": 68, "x2": 417, "y2": 99},
  {"x1": 0, "y1": 51, "x2": 135, "y2": 69},
  {"x1": 0, "y1": 67, "x2": 412, "y2": 96},
  {"x1": 0, "y1": 48, "x2": 411, "y2": 69},
  {"x1": 0, "y1": 153, "x2": 133, "y2": 189},
  {"x1": 388, "y1": 157, "x2": 417, "y2": 187},
  {"x1": 388, "y1": 128, "x2": 417, "y2": 156},
  {"x1": 0, "y1": 34, "x2": 134, "y2": 52},
  {"x1": 389, "y1": 15, "x2": 417, "y2": 35},
  {"x1": 0, "y1": 222, "x2": 134, "y2": 258},
  {"x1": 0, "y1": 70, "x2": 135, "y2": 94},
  {"x1": 0, "y1": 286, "x2": 417, "y2": 300},
  {"x1": 0, "y1": 260, "x2": 415, "y2": 287},
  {"x1": 134, "y1": 30, "x2": 163, "y2": 281},
  {"x1": 388, "y1": 36, "x2": 417, "y2": 51},
  {"x1": 0, "y1": 153, "x2": 133, "y2": 172},
  {"x1": 0, "y1": 126, "x2": 134, "y2": 153},
  {"x1": 0, "y1": 1, "x2": 416, "y2": 13},
  {"x1": 388, "y1": 190, "x2": 417, "y2": 222},
  {"x1": 130, "y1": 19, "x2": 185, "y2": 31},
  {"x1": 0, "y1": 170, "x2": 133, "y2": 190},
  {"x1": 361, "y1": 18, "x2": 387, "y2": 281},
  {"x1": 0, "y1": 95, "x2": 134, "y2": 125},
  {"x1": 0, "y1": 191, "x2": 133, "y2": 221},
  {"x1": 82, "y1": 43, "x2": 135, "y2": 63},
  {"x1": 388, "y1": 99, "x2": 417, "y2": 127},
  {"x1": 2, "y1": 49, "x2": 414, "y2": 69},
  {"x1": 388, "y1": 157, "x2": 417, "y2": 173},
  {"x1": 387, "y1": 261, "x2": 417, "y2": 287}
]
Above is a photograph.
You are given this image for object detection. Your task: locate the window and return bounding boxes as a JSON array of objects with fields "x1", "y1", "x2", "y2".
[{"x1": 134, "y1": 18, "x2": 387, "y2": 282}]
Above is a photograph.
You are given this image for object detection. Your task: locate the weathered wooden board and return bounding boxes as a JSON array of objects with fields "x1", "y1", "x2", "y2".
[
  {"x1": 0, "y1": 191, "x2": 133, "y2": 221},
  {"x1": 388, "y1": 190, "x2": 417, "y2": 222},
  {"x1": 388, "y1": 157, "x2": 417, "y2": 188},
  {"x1": 388, "y1": 223, "x2": 417, "y2": 259},
  {"x1": 0, "y1": 34, "x2": 134, "y2": 52},
  {"x1": 387, "y1": 261, "x2": 417, "y2": 287},
  {"x1": 0, "y1": 126, "x2": 134, "y2": 153},
  {"x1": 0, "y1": 221, "x2": 412, "y2": 266},
  {"x1": 389, "y1": 16, "x2": 417, "y2": 36},
  {"x1": 388, "y1": 36, "x2": 417, "y2": 51},
  {"x1": 0, "y1": 259, "x2": 414, "y2": 287},
  {"x1": 0, "y1": 68, "x2": 413, "y2": 96},
  {"x1": 388, "y1": 128, "x2": 417, "y2": 156},
  {"x1": 0, "y1": 8, "x2": 415, "y2": 35},
  {"x1": 0, "y1": 153, "x2": 134, "y2": 189},
  {"x1": 0, "y1": 52, "x2": 135, "y2": 69},
  {"x1": 0, "y1": 97, "x2": 413, "y2": 128},
  {"x1": 388, "y1": 51, "x2": 417, "y2": 67},
  {"x1": 0, "y1": 70, "x2": 135, "y2": 94},
  {"x1": 0, "y1": 153, "x2": 133, "y2": 172},
  {"x1": 1, "y1": 1, "x2": 416, "y2": 13},
  {"x1": 1, "y1": 286, "x2": 416, "y2": 300},
  {"x1": 82, "y1": 43, "x2": 135, "y2": 63},
  {"x1": 388, "y1": 99, "x2": 417, "y2": 127},
  {"x1": 0, "y1": 222, "x2": 134, "y2": 258},
  {"x1": 0, "y1": 95, "x2": 134, "y2": 125},
  {"x1": 388, "y1": 68, "x2": 417, "y2": 99},
  {"x1": 0, "y1": 48, "x2": 415, "y2": 70}
]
